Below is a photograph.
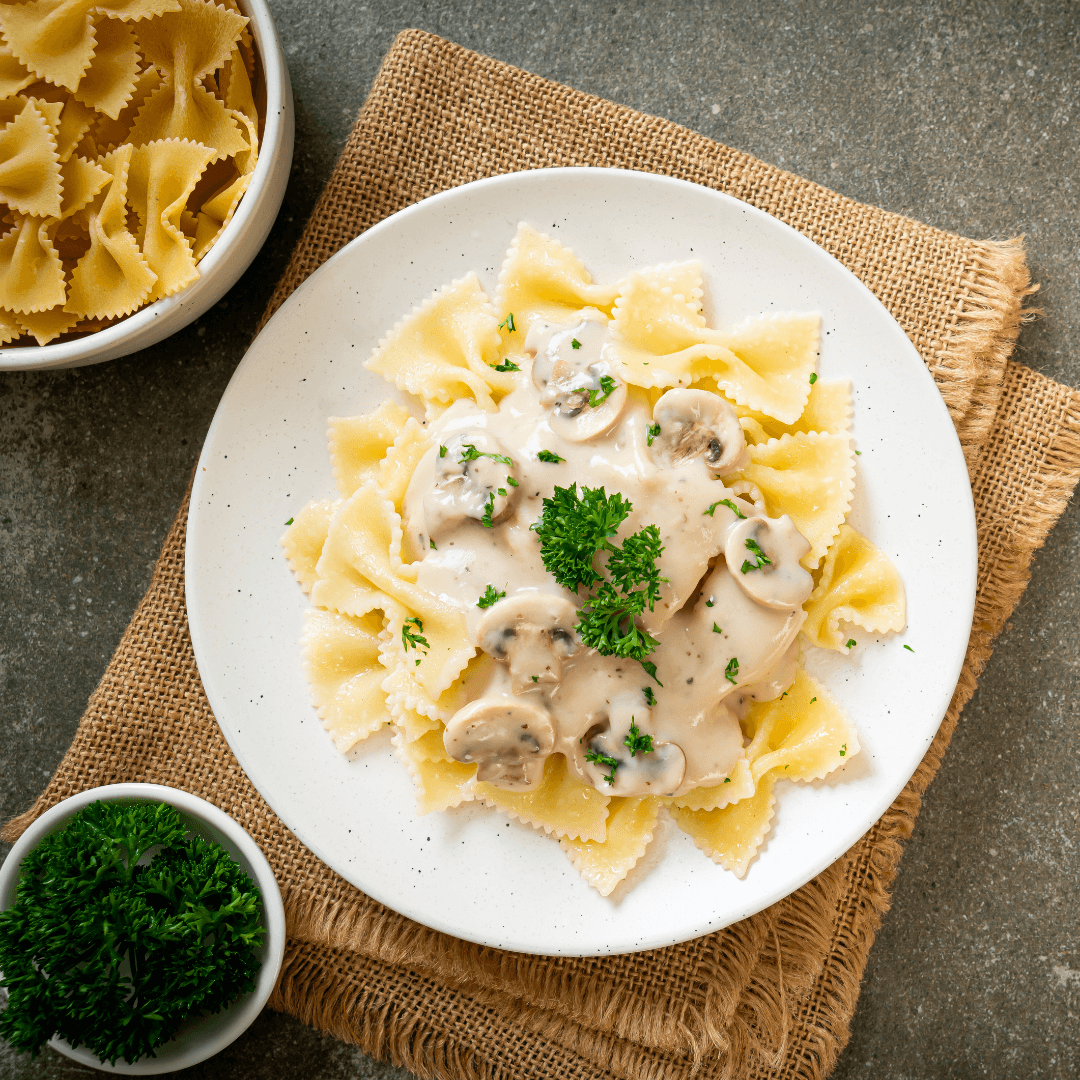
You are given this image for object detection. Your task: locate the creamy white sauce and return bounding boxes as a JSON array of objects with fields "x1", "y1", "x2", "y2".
[{"x1": 401, "y1": 313, "x2": 814, "y2": 798}]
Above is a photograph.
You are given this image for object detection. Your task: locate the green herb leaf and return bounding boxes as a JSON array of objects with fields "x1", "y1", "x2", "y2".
[
  {"x1": 477, "y1": 584, "x2": 506, "y2": 609},
  {"x1": 705, "y1": 498, "x2": 745, "y2": 519},
  {"x1": 724, "y1": 777, "x2": 731, "y2": 783},
  {"x1": 725, "y1": 657, "x2": 739, "y2": 684},
  {"x1": 537, "y1": 449, "x2": 565, "y2": 464},
  {"x1": 705, "y1": 598, "x2": 715, "y2": 607},
  {"x1": 498, "y1": 313, "x2": 516, "y2": 332},
  {"x1": 531, "y1": 675, "x2": 539, "y2": 683},
  {"x1": 712, "y1": 623, "x2": 723, "y2": 634},
  {"x1": 586, "y1": 375, "x2": 618, "y2": 407},
  {"x1": 642, "y1": 686, "x2": 657, "y2": 706},
  {"x1": 584, "y1": 747, "x2": 619, "y2": 784},
  {"x1": 430, "y1": 539, "x2": 437, "y2": 549},
  {"x1": 904, "y1": 644, "x2": 914, "y2": 652},
  {"x1": 740, "y1": 537, "x2": 771, "y2": 573},
  {"x1": 402, "y1": 616, "x2": 429, "y2": 654},
  {"x1": 809, "y1": 372, "x2": 818, "y2": 384},
  {"x1": 492, "y1": 358, "x2": 520, "y2": 372},
  {"x1": 839, "y1": 743, "x2": 847, "y2": 756},
  {"x1": 480, "y1": 491, "x2": 496, "y2": 528},
  {"x1": 855, "y1": 450, "x2": 862, "y2": 455},
  {"x1": 506, "y1": 476, "x2": 519, "y2": 487},
  {"x1": 624, "y1": 718, "x2": 654, "y2": 757},
  {"x1": 439, "y1": 445, "x2": 447, "y2": 458},
  {"x1": 284, "y1": 517, "x2": 294, "y2": 525},
  {"x1": 646, "y1": 422, "x2": 661, "y2": 446},
  {"x1": 845, "y1": 639, "x2": 856, "y2": 649},
  {"x1": 641, "y1": 660, "x2": 663, "y2": 686},
  {"x1": 498, "y1": 487, "x2": 507, "y2": 496},
  {"x1": 571, "y1": 338, "x2": 582, "y2": 350},
  {"x1": 810, "y1": 697, "x2": 817, "y2": 703},
  {"x1": 459, "y1": 443, "x2": 513, "y2": 466}
]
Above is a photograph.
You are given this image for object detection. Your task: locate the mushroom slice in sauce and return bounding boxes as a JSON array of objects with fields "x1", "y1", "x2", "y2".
[
  {"x1": 525, "y1": 312, "x2": 627, "y2": 442},
  {"x1": 574, "y1": 692, "x2": 686, "y2": 797},
  {"x1": 444, "y1": 698, "x2": 555, "y2": 790},
  {"x1": 649, "y1": 388, "x2": 748, "y2": 475},
  {"x1": 476, "y1": 592, "x2": 582, "y2": 694},
  {"x1": 724, "y1": 514, "x2": 814, "y2": 610},
  {"x1": 408, "y1": 430, "x2": 521, "y2": 550}
]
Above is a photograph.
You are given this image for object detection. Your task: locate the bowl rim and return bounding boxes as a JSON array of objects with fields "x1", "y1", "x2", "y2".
[
  {"x1": 0, "y1": 782, "x2": 286, "y2": 1074},
  {"x1": 0, "y1": 0, "x2": 289, "y2": 371}
]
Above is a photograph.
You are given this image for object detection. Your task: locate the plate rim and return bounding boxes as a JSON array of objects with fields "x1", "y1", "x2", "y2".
[{"x1": 186, "y1": 167, "x2": 977, "y2": 955}]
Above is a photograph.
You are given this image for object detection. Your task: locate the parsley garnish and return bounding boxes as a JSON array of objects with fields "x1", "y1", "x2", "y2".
[
  {"x1": 498, "y1": 487, "x2": 507, "y2": 496},
  {"x1": 706, "y1": 498, "x2": 745, "y2": 519},
  {"x1": 643, "y1": 686, "x2": 657, "y2": 706},
  {"x1": 904, "y1": 644, "x2": 914, "y2": 652},
  {"x1": 459, "y1": 443, "x2": 513, "y2": 466},
  {"x1": 537, "y1": 449, "x2": 565, "y2": 463},
  {"x1": 855, "y1": 450, "x2": 862, "y2": 455},
  {"x1": 845, "y1": 639, "x2": 856, "y2": 649},
  {"x1": 480, "y1": 491, "x2": 496, "y2": 528},
  {"x1": 499, "y1": 313, "x2": 516, "y2": 332},
  {"x1": 439, "y1": 445, "x2": 447, "y2": 458},
  {"x1": 0, "y1": 801, "x2": 264, "y2": 1063},
  {"x1": 712, "y1": 623, "x2": 723, "y2": 634},
  {"x1": 840, "y1": 743, "x2": 847, "y2": 756},
  {"x1": 724, "y1": 777, "x2": 731, "y2": 783},
  {"x1": 531, "y1": 675, "x2": 539, "y2": 683},
  {"x1": 491, "y1": 358, "x2": 520, "y2": 372},
  {"x1": 725, "y1": 657, "x2": 739, "y2": 684},
  {"x1": 580, "y1": 374, "x2": 618, "y2": 407},
  {"x1": 430, "y1": 539, "x2": 437, "y2": 549},
  {"x1": 810, "y1": 696, "x2": 817, "y2": 703},
  {"x1": 506, "y1": 476, "x2": 519, "y2": 487},
  {"x1": 585, "y1": 747, "x2": 619, "y2": 784},
  {"x1": 646, "y1": 422, "x2": 661, "y2": 446},
  {"x1": 624, "y1": 718, "x2": 653, "y2": 756},
  {"x1": 284, "y1": 517, "x2": 294, "y2": 525},
  {"x1": 641, "y1": 660, "x2": 663, "y2": 686},
  {"x1": 705, "y1": 598, "x2": 715, "y2": 607},
  {"x1": 402, "y1": 617, "x2": 429, "y2": 661},
  {"x1": 740, "y1": 537, "x2": 771, "y2": 573},
  {"x1": 477, "y1": 584, "x2": 506, "y2": 608},
  {"x1": 571, "y1": 338, "x2": 582, "y2": 349},
  {"x1": 809, "y1": 372, "x2": 818, "y2": 384}
]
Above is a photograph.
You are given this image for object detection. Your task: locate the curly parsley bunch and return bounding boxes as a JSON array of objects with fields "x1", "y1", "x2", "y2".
[{"x1": 0, "y1": 800, "x2": 264, "y2": 1064}]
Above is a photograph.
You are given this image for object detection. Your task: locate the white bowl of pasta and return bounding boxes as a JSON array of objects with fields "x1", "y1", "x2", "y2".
[
  {"x1": 0, "y1": 0, "x2": 293, "y2": 372},
  {"x1": 186, "y1": 168, "x2": 977, "y2": 956}
]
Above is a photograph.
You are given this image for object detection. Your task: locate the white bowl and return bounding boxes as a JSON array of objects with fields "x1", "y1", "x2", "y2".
[
  {"x1": 0, "y1": 0, "x2": 295, "y2": 373},
  {"x1": 0, "y1": 783, "x2": 286, "y2": 1074}
]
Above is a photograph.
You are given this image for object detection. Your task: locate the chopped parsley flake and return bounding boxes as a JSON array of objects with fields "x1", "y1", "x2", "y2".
[
  {"x1": 401, "y1": 617, "x2": 429, "y2": 657},
  {"x1": 846, "y1": 639, "x2": 856, "y2": 649},
  {"x1": 740, "y1": 537, "x2": 772, "y2": 573},
  {"x1": 624, "y1": 718, "x2": 654, "y2": 757},
  {"x1": 641, "y1": 660, "x2": 663, "y2": 686},
  {"x1": 574, "y1": 374, "x2": 618, "y2": 408},
  {"x1": 904, "y1": 644, "x2": 914, "y2": 652},
  {"x1": 646, "y1": 422, "x2": 661, "y2": 446},
  {"x1": 705, "y1": 598, "x2": 715, "y2": 608},
  {"x1": 724, "y1": 777, "x2": 731, "y2": 783},
  {"x1": 459, "y1": 443, "x2": 513, "y2": 466},
  {"x1": 491, "y1": 358, "x2": 520, "y2": 372},
  {"x1": 531, "y1": 675, "x2": 539, "y2": 683},
  {"x1": 284, "y1": 517, "x2": 293, "y2": 526},
  {"x1": 855, "y1": 450, "x2": 862, "y2": 455},
  {"x1": 810, "y1": 696, "x2": 817, "y2": 703},
  {"x1": 840, "y1": 743, "x2": 847, "y2": 756},
  {"x1": 537, "y1": 449, "x2": 565, "y2": 464},
  {"x1": 585, "y1": 747, "x2": 619, "y2": 784},
  {"x1": 477, "y1": 584, "x2": 506, "y2": 608},
  {"x1": 430, "y1": 539, "x2": 436, "y2": 550},
  {"x1": 705, "y1": 498, "x2": 745, "y2": 519},
  {"x1": 506, "y1": 476, "x2": 519, "y2": 487},
  {"x1": 642, "y1": 686, "x2": 657, "y2": 706},
  {"x1": 712, "y1": 623, "x2": 723, "y2": 634},
  {"x1": 480, "y1": 491, "x2": 496, "y2": 528},
  {"x1": 498, "y1": 487, "x2": 507, "y2": 496},
  {"x1": 571, "y1": 338, "x2": 582, "y2": 350},
  {"x1": 725, "y1": 657, "x2": 739, "y2": 684},
  {"x1": 809, "y1": 372, "x2": 818, "y2": 384},
  {"x1": 498, "y1": 313, "x2": 516, "y2": 332},
  {"x1": 439, "y1": 445, "x2": 447, "y2": 458}
]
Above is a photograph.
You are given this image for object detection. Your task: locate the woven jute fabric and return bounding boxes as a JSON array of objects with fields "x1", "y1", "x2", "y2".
[{"x1": 8, "y1": 29, "x2": 1080, "y2": 1080}]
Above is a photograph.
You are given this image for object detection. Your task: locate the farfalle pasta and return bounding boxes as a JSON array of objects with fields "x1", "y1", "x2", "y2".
[
  {"x1": 0, "y1": 0, "x2": 262, "y2": 346},
  {"x1": 282, "y1": 222, "x2": 908, "y2": 896}
]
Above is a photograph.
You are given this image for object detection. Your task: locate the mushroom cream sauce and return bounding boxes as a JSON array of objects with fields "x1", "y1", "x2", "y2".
[{"x1": 403, "y1": 309, "x2": 815, "y2": 800}]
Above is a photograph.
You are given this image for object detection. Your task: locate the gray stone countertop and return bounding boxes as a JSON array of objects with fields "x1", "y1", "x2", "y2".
[{"x1": 2, "y1": 1, "x2": 1078, "y2": 1077}]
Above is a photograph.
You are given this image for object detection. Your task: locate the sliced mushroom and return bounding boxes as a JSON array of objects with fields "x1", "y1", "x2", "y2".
[
  {"x1": 477, "y1": 592, "x2": 582, "y2": 693},
  {"x1": 649, "y1": 389, "x2": 748, "y2": 475},
  {"x1": 724, "y1": 514, "x2": 813, "y2": 610},
  {"x1": 575, "y1": 692, "x2": 685, "y2": 797},
  {"x1": 416, "y1": 430, "x2": 520, "y2": 544},
  {"x1": 444, "y1": 698, "x2": 555, "y2": 789},
  {"x1": 525, "y1": 314, "x2": 627, "y2": 442}
]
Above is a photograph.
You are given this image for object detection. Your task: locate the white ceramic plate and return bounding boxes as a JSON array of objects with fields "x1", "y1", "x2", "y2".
[{"x1": 186, "y1": 169, "x2": 976, "y2": 956}]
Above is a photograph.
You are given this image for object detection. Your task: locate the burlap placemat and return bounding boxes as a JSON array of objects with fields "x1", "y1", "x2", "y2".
[{"x1": 8, "y1": 29, "x2": 1080, "y2": 1080}]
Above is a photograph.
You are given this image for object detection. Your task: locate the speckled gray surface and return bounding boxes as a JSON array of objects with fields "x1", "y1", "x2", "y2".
[{"x1": 1, "y1": 1, "x2": 1078, "y2": 1077}]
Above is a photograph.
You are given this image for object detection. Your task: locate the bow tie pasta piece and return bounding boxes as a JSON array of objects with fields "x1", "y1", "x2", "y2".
[
  {"x1": 328, "y1": 401, "x2": 411, "y2": 499},
  {"x1": 301, "y1": 608, "x2": 391, "y2": 754},
  {"x1": 218, "y1": 0, "x2": 253, "y2": 77},
  {"x1": 664, "y1": 753, "x2": 755, "y2": 813},
  {"x1": 191, "y1": 170, "x2": 249, "y2": 261},
  {"x1": 126, "y1": 138, "x2": 215, "y2": 300},
  {"x1": 802, "y1": 524, "x2": 906, "y2": 651},
  {"x1": 0, "y1": 100, "x2": 62, "y2": 218},
  {"x1": 65, "y1": 142, "x2": 156, "y2": 319},
  {"x1": 472, "y1": 754, "x2": 610, "y2": 843},
  {"x1": 494, "y1": 221, "x2": 619, "y2": 359},
  {"x1": 393, "y1": 726, "x2": 477, "y2": 813},
  {"x1": 0, "y1": 214, "x2": 66, "y2": 313},
  {"x1": 0, "y1": 44, "x2": 35, "y2": 97},
  {"x1": 364, "y1": 273, "x2": 505, "y2": 415},
  {"x1": 377, "y1": 417, "x2": 432, "y2": 515},
  {"x1": 313, "y1": 484, "x2": 474, "y2": 698},
  {"x1": 0, "y1": 307, "x2": 21, "y2": 343},
  {"x1": 92, "y1": 63, "x2": 160, "y2": 149},
  {"x1": 0, "y1": 0, "x2": 180, "y2": 91},
  {"x1": 73, "y1": 15, "x2": 140, "y2": 119},
  {"x1": 560, "y1": 796, "x2": 660, "y2": 897},
  {"x1": 727, "y1": 378, "x2": 853, "y2": 446},
  {"x1": 12, "y1": 305, "x2": 81, "y2": 344},
  {"x1": 730, "y1": 431, "x2": 855, "y2": 568},
  {"x1": 129, "y1": 0, "x2": 248, "y2": 162},
  {"x1": 280, "y1": 498, "x2": 341, "y2": 595}
]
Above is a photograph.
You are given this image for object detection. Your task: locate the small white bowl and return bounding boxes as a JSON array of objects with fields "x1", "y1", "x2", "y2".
[
  {"x1": 0, "y1": 0, "x2": 295, "y2": 373},
  {"x1": 0, "y1": 783, "x2": 286, "y2": 1074}
]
